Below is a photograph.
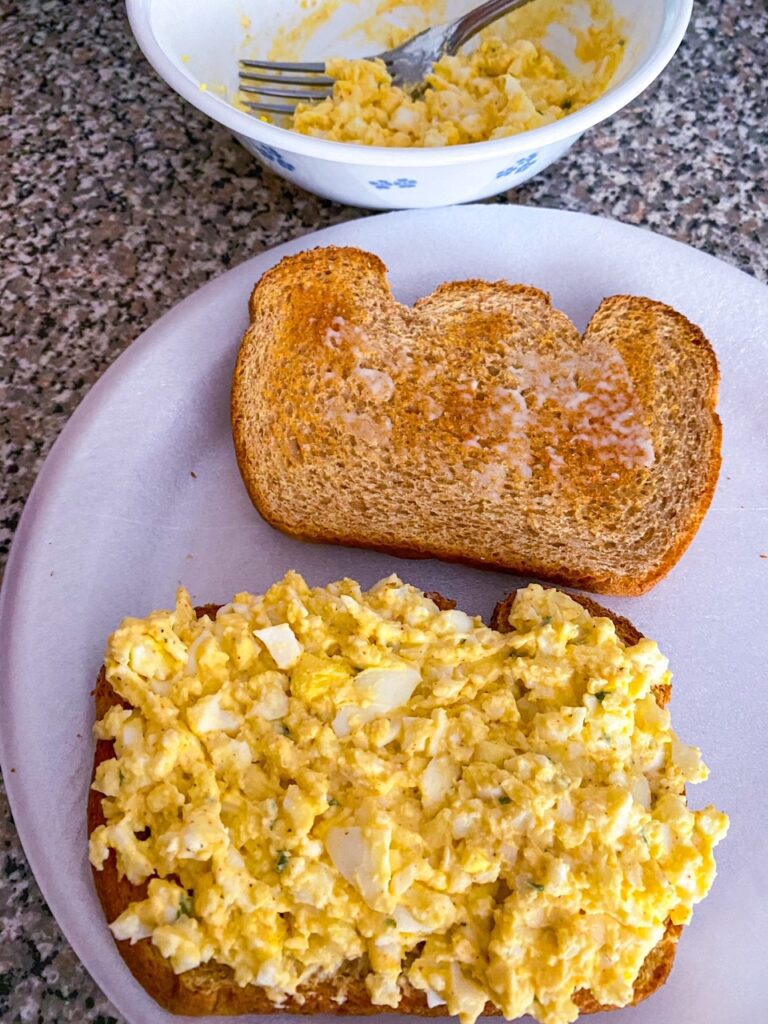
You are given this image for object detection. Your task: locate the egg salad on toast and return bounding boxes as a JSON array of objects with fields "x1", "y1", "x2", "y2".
[{"x1": 88, "y1": 575, "x2": 727, "y2": 1022}]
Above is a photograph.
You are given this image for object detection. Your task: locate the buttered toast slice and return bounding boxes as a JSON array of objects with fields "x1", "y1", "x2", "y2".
[
  {"x1": 231, "y1": 247, "x2": 721, "y2": 596},
  {"x1": 88, "y1": 591, "x2": 680, "y2": 1017}
]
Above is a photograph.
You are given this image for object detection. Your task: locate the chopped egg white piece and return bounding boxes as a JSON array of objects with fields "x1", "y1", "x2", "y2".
[
  {"x1": 332, "y1": 666, "x2": 421, "y2": 737},
  {"x1": 254, "y1": 622, "x2": 303, "y2": 669}
]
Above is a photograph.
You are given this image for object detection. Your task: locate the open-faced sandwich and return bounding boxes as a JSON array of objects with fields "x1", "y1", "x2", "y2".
[{"x1": 89, "y1": 573, "x2": 727, "y2": 1022}]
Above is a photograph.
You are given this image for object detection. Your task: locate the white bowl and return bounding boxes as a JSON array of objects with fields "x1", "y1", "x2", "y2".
[{"x1": 126, "y1": 0, "x2": 691, "y2": 210}]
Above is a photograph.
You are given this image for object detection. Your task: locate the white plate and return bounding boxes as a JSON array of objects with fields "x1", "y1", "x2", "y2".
[{"x1": 1, "y1": 206, "x2": 766, "y2": 1024}]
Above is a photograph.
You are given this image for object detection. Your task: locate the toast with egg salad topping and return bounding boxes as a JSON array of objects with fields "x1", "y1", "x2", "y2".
[
  {"x1": 88, "y1": 573, "x2": 728, "y2": 1022},
  {"x1": 231, "y1": 247, "x2": 721, "y2": 596}
]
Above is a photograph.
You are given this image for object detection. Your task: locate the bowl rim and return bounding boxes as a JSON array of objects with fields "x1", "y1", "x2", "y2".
[{"x1": 126, "y1": 0, "x2": 692, "y2": 167}]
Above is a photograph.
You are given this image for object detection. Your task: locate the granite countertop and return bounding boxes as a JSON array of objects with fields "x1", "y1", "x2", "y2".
[{"x1": 2, "y1": 0, "x2": 766, "y2": 1020}]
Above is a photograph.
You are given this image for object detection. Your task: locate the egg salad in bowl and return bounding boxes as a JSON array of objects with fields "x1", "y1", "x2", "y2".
[
  {"x1": 275, "y1": 0, "x2": 625, "y2": 147},
  {"x1": 89, "y1": 574, "x2": 727, "y2": 1024},
  {"x1": 290, "y1": 33, "x2": 623, "y2": 148}
]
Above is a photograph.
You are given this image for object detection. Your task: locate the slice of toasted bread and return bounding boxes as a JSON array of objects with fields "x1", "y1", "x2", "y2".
[
  {"x1": 89, "y1": 591, "x2": 679, "y2": 1017},
  {"x1": 231, "y1": 247, "x2": 721, "y2": 596}
]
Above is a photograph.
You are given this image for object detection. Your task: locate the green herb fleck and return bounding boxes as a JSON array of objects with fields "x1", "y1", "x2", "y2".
[
  {"x1": 279, "y1": 723, "x2": 291, "y2": 737},
  {"x1": 595, "y1": 691, "x2": 607, "y2": 703},
  {"x1": 499, "y1": 795, "x2": 512, "y2": 805},
  {"x1": 118, "y1": 769, "x2": 125, "y2": 785},
  {"x1": 541, "y1": 616, "x2": 552, "y2": 626},
  {"x1": 562, "y1": 99, "x2": 573, "y2": 110},
  {"x1": 385, "y1": 917, "x2": 397, "y2": 927},
  {"x1": 458, "y1": 639, "x2": 468, "y2": 646},
  {"x1": 276, "y1": 851, "x2": 290, "y2": 873},
  {"x1": 177, "y1": 894, "x2": 193, "y2": 919},
  {"x1": 328, "y1": 796, "x2": 340, "y2": 807},
  {"x1": 527, "y1": 881, "x2": 545, "y2": 892}
]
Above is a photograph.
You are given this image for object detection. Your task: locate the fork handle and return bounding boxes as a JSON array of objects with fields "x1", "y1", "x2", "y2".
[{"x1": 447, "y1": 0, "x2": 538, "y2": 53}]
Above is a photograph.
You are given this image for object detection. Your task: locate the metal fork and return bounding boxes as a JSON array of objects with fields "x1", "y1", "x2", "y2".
[{"x1": 239, "y1": 0, "x2": 537, "y2": 115}]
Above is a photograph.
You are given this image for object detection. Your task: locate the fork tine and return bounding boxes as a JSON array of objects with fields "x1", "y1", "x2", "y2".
[
  {"x1": 242, "y1": 100, "x2": 298, "y2": 115},
  {"x1": 239, "y1": 58, "x2": 327, "y2": 72},
  {"x1": 239, "y1": 70, "x2": 334, "y2": 86},
  {"x1": 240, "y1": 71, "x2": 333, "y2": 86},
  {"x1": 239, "y1": 83, "x2": 332, "y2": 100}
]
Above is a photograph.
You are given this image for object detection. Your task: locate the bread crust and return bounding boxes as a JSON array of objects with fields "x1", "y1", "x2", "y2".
[
  {"x1": 581, "y1": 296, "x2": 722, "y2": 595},
  {"x1": 231, "y1": 246, "x2": 722, "y2": 597},
  {"x1": 89, "y1": 594, "x2": 680, "y2": 1016}
]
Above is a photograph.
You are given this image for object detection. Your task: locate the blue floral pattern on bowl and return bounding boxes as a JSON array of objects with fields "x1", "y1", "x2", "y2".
[
  {"x1": 369, "y1": 178, "x2": 418, "y2": 190},
  {"x1": 495, "y1": 153, "x2": 538, "y2": 179},
  {"x1": 252, "y1": 142, "x2": 296, "y2": 172}
]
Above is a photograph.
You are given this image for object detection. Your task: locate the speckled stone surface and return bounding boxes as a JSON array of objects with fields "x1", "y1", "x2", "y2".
[{"x1": 1, "y1": 0, "x2": 766, "y2": 1019}]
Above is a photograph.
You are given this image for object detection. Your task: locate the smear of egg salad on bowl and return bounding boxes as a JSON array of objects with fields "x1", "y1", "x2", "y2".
[
  {"x1": 253, "y1": 0, "x2": 625, "y2": 147},
  {"x1": 89, "y1": 574, "x2": 728, "y2": 1024}
]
